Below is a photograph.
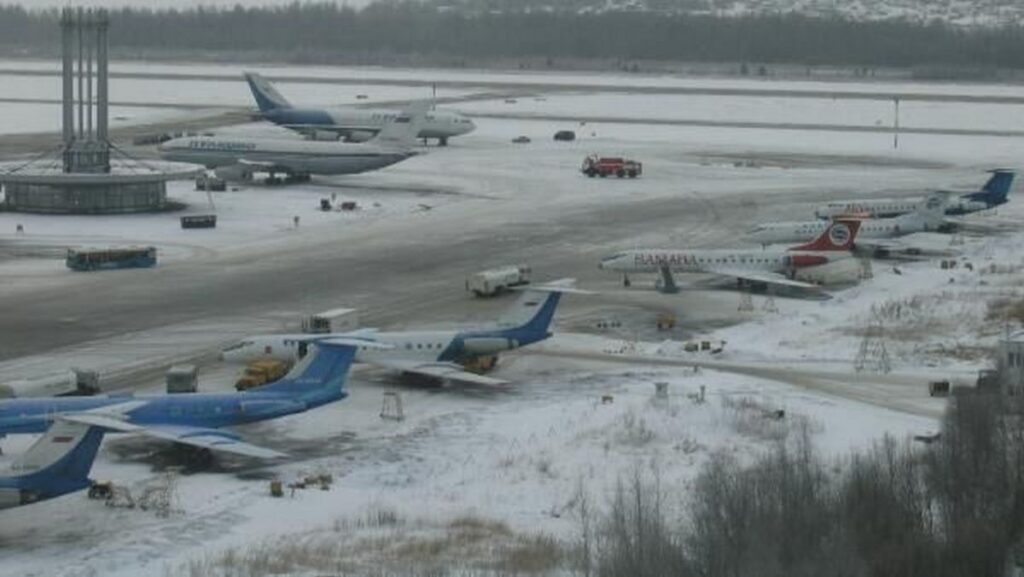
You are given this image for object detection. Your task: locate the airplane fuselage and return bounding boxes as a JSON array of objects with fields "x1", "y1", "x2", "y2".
[
  {"x1": 158, "y1": 137, "x2": 416, "y2": 176},
  {"x1": 747, "y1": 215, "x2": 933, "y2": 245},
  {"x1": 264, "y1": 107, "x2": 475, "y2": 143},
  {"x1": 598, "y1": 248, "x2": 834, "y2": 275},
  {"x1": 816, "y1": 195, "x2": 996, "y2": 220},
  {"x1": 0, "y1": 390, "x2": 323, "y2": 436},
  {"x1": 223, "y1": 329, "x2": 526, "y2": 366}
]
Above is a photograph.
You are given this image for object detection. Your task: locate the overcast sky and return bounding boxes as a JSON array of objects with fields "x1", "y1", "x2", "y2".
[{"x1": 9, "y1": 0, "x2": 378, "y2": 9}]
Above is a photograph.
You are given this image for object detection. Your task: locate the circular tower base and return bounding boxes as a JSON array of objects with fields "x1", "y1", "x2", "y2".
[{"x1": 0, "y1": 161, "x2": 200, "y2": 215}]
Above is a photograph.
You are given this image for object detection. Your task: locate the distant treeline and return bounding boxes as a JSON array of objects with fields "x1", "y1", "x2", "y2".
[{"x1": 1, "y1": 2, "x2": 1023, "y2": 69}]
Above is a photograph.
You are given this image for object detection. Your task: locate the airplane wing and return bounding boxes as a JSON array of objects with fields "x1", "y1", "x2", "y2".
[
  {"x1": 128, "y1": 425, "x2": 285, "y2": 459},
  {"x1": 855, "y1": 234, "x2": 960, "y2": 258},
  {"x1": 368, "y1": 358, "x2": 508, "y2": 386},
  {"x1": 60, "y1": 403, "x2": 285, "y2": 459},
  {"x1": 707, "y1": 267, "x2": 821, "y2": 290},
  {"x1": 238, "y1": 158, "x2": 289, "y2": 172}
]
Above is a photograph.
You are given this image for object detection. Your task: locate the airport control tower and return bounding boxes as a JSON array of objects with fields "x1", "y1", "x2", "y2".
[{"x1": 0, "y1": 7, "x2": 197, "y2": 214}]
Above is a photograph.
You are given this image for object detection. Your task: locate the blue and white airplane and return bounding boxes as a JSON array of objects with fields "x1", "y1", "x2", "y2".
[
  {"x1": 0, "y1": 340, "x2": 373, "y2": 457},
  {"x1": 244, "y1": 72, "x2": 476, "y2": 146},
  {"x1": 0, "y1": 419, "x2": 106, "y2": 510},
  {"x1": 815, "y1": 170, "x2": 1015, "y2": 219},
  {"x1": 222, "y1": 280, "x2": 587, "y2": 386}
]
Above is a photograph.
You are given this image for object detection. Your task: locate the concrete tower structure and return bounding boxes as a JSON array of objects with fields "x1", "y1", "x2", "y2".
[{"x1": 0, "y1": 7, "x2": 197, "y2": 214}]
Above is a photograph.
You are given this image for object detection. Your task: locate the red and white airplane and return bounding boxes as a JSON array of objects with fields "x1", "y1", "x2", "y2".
[{"x1": 598, "y1": 219, "x2": 861, "y2": 292}]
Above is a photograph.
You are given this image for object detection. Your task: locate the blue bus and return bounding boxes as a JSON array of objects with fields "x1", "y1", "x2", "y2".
[{"x1": 66, "y1": 246, "x2": 157, "y2": 271}]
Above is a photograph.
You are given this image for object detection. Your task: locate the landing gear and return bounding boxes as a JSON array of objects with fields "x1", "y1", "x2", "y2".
[
  {"x1": 264, "y1": 174, "x2": 283, "y2": 186},
  {"x1": 623, "y1": 274, "x2": 631, "y2": 287},
  {"x1": 172, "y1": 444, "x2": 214, "y2": 471},
  {"x1": 655, "y1": 266, "x2": 679, "y2": 294},
  {"x1": 285, "y1": 173, "x2": 311, "y2": 184},
  {"x1": 439, "y1": 136, "x2": 449, "y2": 147}
]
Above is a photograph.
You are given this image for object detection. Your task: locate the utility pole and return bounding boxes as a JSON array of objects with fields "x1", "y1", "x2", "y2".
[{"x1": 893, "y1": 96, "x2": 900, "y2": 150}]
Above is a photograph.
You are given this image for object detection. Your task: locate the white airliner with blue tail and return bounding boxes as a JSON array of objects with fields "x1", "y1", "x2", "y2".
[
  {"x1": 244, "y1": 72, "x2": 476, "y2": 146},
  {"x1": 222, "y1": 280, "x2": 588, "y2": 386},
  {"x1": 814, "y1": 170, "x2": 1015, "y2": 219}
]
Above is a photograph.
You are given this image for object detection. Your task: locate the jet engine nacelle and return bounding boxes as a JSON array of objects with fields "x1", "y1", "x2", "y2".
[
  {"x1": 214, "y1": 164, "x2": 255, "y2": 182},
  {"x1": 309, "y1": 130, "x2": 340, "y2": 141},
  {"x1": 345, "y1": 130, "x2": 376, "y2": 143},
  {"x1": 0, "y1": 488, "x2": 36, "y2": 510},
  {"x1": 461, "y1": 337, "x2": 518, "y2": 355}
]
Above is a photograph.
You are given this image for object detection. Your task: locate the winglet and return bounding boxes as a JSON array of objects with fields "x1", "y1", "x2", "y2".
[{"x1": 788, "y1": 219, "x2": 860, "y2": 252}]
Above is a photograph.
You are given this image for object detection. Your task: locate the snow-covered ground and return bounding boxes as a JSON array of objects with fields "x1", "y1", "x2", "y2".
[{"x1": 0, "y1": 63, "x2": 1022, "y2": 576}]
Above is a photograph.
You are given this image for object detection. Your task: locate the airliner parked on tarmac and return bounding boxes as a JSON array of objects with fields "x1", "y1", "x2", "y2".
[
  {"x1": 747, "y1": 191, "x2": 949, "y2": 248},
  {"x1": 0, "y1": 340, "x2": 374, "y2": 458},
  {"x1": 599, "y1": 220, "x2": 861, "y2": 292},
  {"x1": 158, "y1": 101, "x2": 430, "y2": 182},
  {"x1": 221, "y1": 280, "x2": 589, "y2": 386},
  {"x1": 814, "y1": 170, "x2": 1014, "y2": 219},
  {"x1": 244, "y1": 72, "x2": 476, "y2": 146},
  {"x1": 0, "y1": 420, "x2": 106, "y2": 510}
]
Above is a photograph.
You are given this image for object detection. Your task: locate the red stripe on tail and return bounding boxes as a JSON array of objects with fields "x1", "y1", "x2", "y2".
[{"x1": 788, "y1": 219, "x2": 860, "y2": 252}]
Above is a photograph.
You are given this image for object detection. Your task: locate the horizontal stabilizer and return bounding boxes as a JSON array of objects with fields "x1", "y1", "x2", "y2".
[{"x1": 510, "y1": 278, "x2": 596, "y2": 295}]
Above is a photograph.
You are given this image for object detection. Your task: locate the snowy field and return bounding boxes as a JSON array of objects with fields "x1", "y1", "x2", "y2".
[
  {"x1": 0, "y1": 63, "x2": 1023, "y2": 576},
  {"x1": 6, "y1": 58, "x2": 1024, "y2": 98}
]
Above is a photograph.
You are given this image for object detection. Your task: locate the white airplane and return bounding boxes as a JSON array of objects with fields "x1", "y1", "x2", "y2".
[
  {"x1": 244, "y1": 72, "x2": 476, "y2": 146},
  {"x1": 815, "y1": 170, "x2": 1014, "y2": 219},
  {"x1": 158, "y1": 101, "x2": 429, "y2": 183},
  {"x1": 599, "y1": 220, "x2": 861, "y2": 292},
  {"x1": 747, "y1": 192, "x2": 950, "y2": 250},
  {"x1": 221, "y1": 280, "x2": 589, "y2": 386}
]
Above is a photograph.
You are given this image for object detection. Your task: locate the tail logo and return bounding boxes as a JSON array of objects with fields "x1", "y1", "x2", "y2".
[{"x1": 829, "y1": 223, "x2": 851, "y2": 247}]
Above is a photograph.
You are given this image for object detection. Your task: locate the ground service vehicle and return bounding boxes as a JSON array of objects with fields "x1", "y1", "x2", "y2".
[
  {"x1": 466, "y1": 265, "x2": 532, "y2": 297},
  {"x1": 581, "y1": 155, "x2": 642, "y2": 178},
  {"x1": 235, "y1": 359, "x2": 292, "y2": 391},
  {"x1": 166, "y1": 365, "x2": 198, "y2": 394},
  {"x1": 301, "y1": 308, "x2": 359, "y2": 334},
  {"x1": 66, "y1": 246, "x2": 157, "y2": 271}
]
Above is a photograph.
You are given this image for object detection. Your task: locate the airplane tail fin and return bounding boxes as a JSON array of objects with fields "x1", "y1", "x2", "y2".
[
  {"x1": 788, "y1": 219, "x2": 860, "y2": 252},
  {"x1": 496, "y1": 279, "x2": 590, "y2": 345},
  {"x1": 370, "y1": 100, "x2": 431, "y2": 148},
  {"x1": 243, "y1": 71, "x2": 293, "y2": 112},
  {"x1": 979, "y1": 169, "x2": 1015, "y2": 204},
  {"x1": 10, "y1": 420, "x2": 105, "y2": 499},
  {"x1": 253, "y1": 340, "x2": 360, "y2": 404}
]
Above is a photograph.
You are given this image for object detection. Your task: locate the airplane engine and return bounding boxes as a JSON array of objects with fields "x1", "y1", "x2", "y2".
[
  {"x1": 309, "y1": 130, "x2": 340, "y2": 141},
  {"x1": 0, "y1": 488, "x2": 35, "y2": 510},
  {"x1": 461, "y1": 337, "x2": 518, "y2": 355},
  {"x1": 345, "y1": 130, "x2": 376, "y2": 143},
  {"x1": 214, "y1": 164, "x2": 254, "y2": 182}
]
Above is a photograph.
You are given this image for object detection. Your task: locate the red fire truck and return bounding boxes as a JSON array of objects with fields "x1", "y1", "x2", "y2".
[{"x1": 581, "y1": 154, "x2": 642, "y2": 178}]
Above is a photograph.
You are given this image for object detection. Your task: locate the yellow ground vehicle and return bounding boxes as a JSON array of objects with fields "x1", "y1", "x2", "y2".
[{"x1": 235, "y1": 359, "x2": 292, "y2": 391}]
